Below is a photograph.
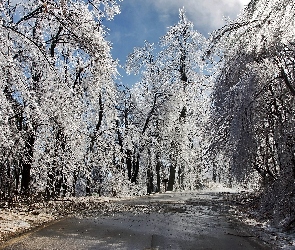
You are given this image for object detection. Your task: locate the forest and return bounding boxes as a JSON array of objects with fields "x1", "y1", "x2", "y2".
[{"x1": 0, "y1": 0, "x2": 295, "y2": 231}]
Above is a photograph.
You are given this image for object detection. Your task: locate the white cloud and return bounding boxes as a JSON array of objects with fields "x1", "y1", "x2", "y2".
[
  {"x1": 150, "y1": 0, "x2": 251, "y2": 34},
  {"x1": 239, "y1": 0, "x2": 252, "y2": 5}
]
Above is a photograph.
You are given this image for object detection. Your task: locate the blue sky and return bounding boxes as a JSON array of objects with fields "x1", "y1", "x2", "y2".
[{"x1": 105, "y1": 0, "x2": 250, "y2": 86}]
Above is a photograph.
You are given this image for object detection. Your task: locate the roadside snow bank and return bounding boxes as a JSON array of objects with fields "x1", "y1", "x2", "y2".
[{"x1": 202, "y1": 181, "x2": 248, "y2": 193}]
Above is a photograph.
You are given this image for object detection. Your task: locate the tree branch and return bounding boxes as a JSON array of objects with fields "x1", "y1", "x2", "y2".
[{"x1": 280, "y1": 67, "x2": 295, "y2": 97}]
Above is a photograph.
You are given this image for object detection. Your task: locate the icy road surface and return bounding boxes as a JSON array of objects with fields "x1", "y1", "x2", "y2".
[{"x1": 1, "y1": 192, "x2": 271, "y2": 250}]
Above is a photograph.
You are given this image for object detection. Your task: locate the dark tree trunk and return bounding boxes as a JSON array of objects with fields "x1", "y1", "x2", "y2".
[
  {"x1": 55, "y1": 170, "x2": 62, "y2": 197},
  {"x1": 21, "y1": 163, "x2": 31, "y2": 195},
  {"x1": 116, "y1": 120, "x2": 123, "y2": 151},
  {"x1": 178, "y1": 167, "x2": 184, "y2": 189},
  {"x1": 126, "y1": 149, "x2": 132, "y2": 181},
  {"x1": 146, "y1": 169, "x2": 154, "y2": 194},
  {"x1": 85, "y1": 95, "x2": 104, "y2": 196},
  {"x1": 156, "y1": 161, "x2": 161, "y2": 192},
  {"x1": 72, "y1": 171, "x2": 78, "y2": 197},
  {"x1": 131, "y1": 154, "x2": 140, "y2": 183},
  {"x1": 21, "y1": 133, "x2": 35, "y2": 196},
  {"x1": 62, "y1": 178, "x2": 67, "y2": 197},
  {"x1": 15, "y1": 163, "x2": 20, "y2": 192},
  {"x1": 86, "y1": 179, "x2": 91, "y2": 196},
  {"x1": 167, "y1": 165, "x2": 176, "y2": 191},
  {"x1": 212, "y1": 163, "x2": 217, "y2": 182},
  {"x1": 90, "y1": 95, "x2": 104, "y2": 151},
  {"x1": 46, "y1": 171, "x2": 54, "y2": 200}
]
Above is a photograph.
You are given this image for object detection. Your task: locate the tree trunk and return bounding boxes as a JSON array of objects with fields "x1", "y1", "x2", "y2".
[
  {"x1": 156, "y1": 161, "x2": 161, "y2": 192},
  {"x1": 167, "y1": 165, "x2": 176, "y2": 191},
  {"x1": 131, "y1": 153, "x2": 140, "y2": 183},
  {"x1": 126, "y1": 149, "x2": 132, "y2": 181},
  {"x1": 46, "y1": 171, "x2": 54, "y2": 200},
  {"x1": 21, "y1": 163, "x2": 31, "y2": 196},
  {"x1": 146, "y1": 169, "x2": 154, "y2": 194},
  {"x1": 21, "y1": 133, "x2": 35, "y2": 196},
  {"x1": 86, "y1": 179, "x2": 91, "y2": 196},
  {"x1": 212, "y1": 163, "x2": 217, "y2": 182},
  {"x1": 55, "y1": 170, "x2": 62, "y2": 197},
  {"x1": 14, "y1": 164, "x2": 20, "y2": 199},
  {"x1": 72, "y1": 171, "x2": 78, "y2": 197},
  {"x1": 178, "y1": 167, "x2": 184, "y2": 190}
]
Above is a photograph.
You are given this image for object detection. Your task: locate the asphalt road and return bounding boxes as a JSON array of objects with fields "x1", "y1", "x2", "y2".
[{"x1": 1, "y1": 192, "x2": 271, "y2": 250}]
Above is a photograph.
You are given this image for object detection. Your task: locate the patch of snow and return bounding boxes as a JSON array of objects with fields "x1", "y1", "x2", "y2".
[{"x1": 201, "y1": 181, "x2": 244, "y2": 193}]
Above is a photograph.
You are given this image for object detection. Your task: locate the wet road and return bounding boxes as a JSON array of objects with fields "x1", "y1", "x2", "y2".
[{"x1": 1, "y1": 192, "x2": 271, "y2": 250}]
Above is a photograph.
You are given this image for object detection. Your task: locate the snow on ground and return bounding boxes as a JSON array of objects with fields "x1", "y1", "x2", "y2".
[{"x1": 202, "y1": 181, "x2": 242, "y2": 193}]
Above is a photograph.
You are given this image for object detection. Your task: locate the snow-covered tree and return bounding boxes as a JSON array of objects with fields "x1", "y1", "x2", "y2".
[
  {"x1": 0, "y1": 0, "x2": 121, "y2": 200},
  {"x1": 124, "y1": 9, "x2": 208, "y2": 193},
  {"x1": 208, "y1": 0, "x2": 295, "y2": 227}
]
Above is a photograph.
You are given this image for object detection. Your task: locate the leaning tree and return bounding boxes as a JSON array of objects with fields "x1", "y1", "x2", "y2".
[{"x1": 208, "y1": 0, "x2": 295, "y2": 227}]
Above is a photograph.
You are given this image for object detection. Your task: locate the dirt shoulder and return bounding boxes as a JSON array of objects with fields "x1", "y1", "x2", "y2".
[{"x1": 0, "y1": 196, "x2": 127, "y2": 245}]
